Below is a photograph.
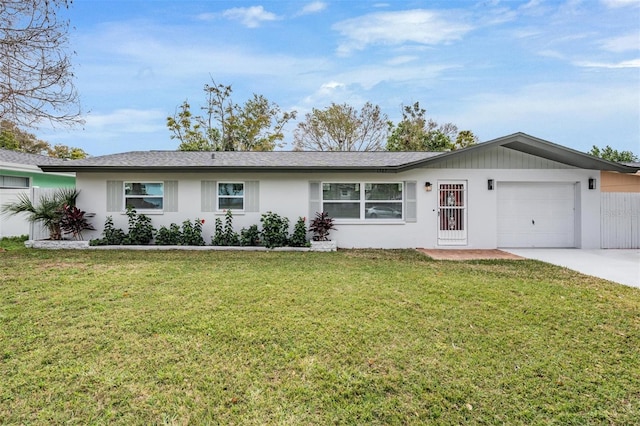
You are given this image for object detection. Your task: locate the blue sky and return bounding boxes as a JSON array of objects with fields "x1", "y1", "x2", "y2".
[{"x1": 39, "y1": 0, "x2": 639, "y2": 156}]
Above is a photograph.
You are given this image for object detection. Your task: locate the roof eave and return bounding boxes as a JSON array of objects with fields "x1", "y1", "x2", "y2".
[{"x1": 38, "y1": 165, "x2": 406, "y2": 173}]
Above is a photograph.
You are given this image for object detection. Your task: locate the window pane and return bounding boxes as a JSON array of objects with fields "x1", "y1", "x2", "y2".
[
  {"x1": 219, "y1": 183, "x2": 244, "y2": 196},
  {"x1": 323, "y1": 202, "x2": 360, "y2": 219},
  {"x1": 365, "y1": 202, "x2": 403, "y2": 219},
  {"x1": 366, "y1": 183, "x2": 402, "y2": 200},
  {"x1": 219, "y1": 197, "x2": 244, "y2": 210},
  {"x1": 323, "y1": 183, "x2": 360, "y2": 201},
  {"x1": 126, "y1": 197, "x2": 163, "y2": 210},
  {"x1": 0, "y1": 175, "x2": 29, "y2": 188},
  {"x1": 125, "y1": 182, "x2": 163, "y2": 196}
]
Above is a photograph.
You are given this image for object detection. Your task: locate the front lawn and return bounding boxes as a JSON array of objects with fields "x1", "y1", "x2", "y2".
[{"x1": 1, "y1": 245, "x2": 638, "y2": 424}]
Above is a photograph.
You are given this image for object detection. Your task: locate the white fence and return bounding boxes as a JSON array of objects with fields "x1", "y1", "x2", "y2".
[
  {"x1": 28, "y1": 187, "x2": 60, "y2": 240},
  {"x1": 601, "y1": 192, "x2": 640, "y2": 249},
  {"x1": 0, "y1": 188, "x2": 31, "y2": 238}
]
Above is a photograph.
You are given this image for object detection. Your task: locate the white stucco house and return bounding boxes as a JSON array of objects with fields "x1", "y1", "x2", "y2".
[{"x1": 38, "y1": 133, "x2": 639, "y2": 249}]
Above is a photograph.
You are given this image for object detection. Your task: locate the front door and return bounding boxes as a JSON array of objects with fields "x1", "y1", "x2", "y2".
[{"x1": 437, "y1": 181, "x2": 467, "y2": 246}]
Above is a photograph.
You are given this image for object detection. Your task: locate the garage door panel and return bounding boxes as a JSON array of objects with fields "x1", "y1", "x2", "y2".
[{"x1": 498, "y1": 182, "x2": 575, "y2": 248}]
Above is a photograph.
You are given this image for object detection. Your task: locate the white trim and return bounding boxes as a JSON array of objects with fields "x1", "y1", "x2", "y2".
[
  {"x1": 216, "y1": 181, "x2": 245, "y2": 212},
  {"x1": 321, "y1": 181, "x2": 405, "y2": 222},
  {"x1": 123, "y1": 181, "x2": 165, "y2": 212}
]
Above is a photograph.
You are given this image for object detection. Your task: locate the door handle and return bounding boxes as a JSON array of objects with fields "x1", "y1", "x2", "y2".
[{"x1": 532, "y1": 219, "x2": 535, "y2": 225}]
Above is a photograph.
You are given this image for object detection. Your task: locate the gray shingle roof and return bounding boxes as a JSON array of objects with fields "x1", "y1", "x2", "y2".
[
  {"x1": 34, "y1": 133, "x2": 640, "y2": 174},
  {"x1": 38, "y1": 150, "x2": 443, "y2": 171},
  {"x1": 0, "y1": 148, "x2": 67, "y2": 166}
]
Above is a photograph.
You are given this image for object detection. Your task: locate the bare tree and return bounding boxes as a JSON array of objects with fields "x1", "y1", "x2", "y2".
[
  {"x1": 293, "y1": 102, "x2": 388, "y2": 151},
  {"x1": 0, "y1": 0, "x2": 82, "y2": 127}
]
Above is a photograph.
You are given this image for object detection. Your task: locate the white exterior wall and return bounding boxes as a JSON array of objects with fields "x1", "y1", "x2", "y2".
[{"x1": 75, "y1": 167, "x2": 601, "y2": 249}]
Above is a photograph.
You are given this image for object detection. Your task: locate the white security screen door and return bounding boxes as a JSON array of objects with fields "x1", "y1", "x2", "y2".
[{"x1": 437, "y1": 181, "x2": 468, "y2": 246}]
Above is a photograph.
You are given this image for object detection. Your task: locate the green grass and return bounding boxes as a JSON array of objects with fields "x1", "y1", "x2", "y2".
[{"x1": 1, "y1": 245, "x2": 638, "y2": 425}]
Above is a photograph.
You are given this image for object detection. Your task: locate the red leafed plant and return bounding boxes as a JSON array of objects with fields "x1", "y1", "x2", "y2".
[
  {"x1": 309, "y1": 212, "x2": 336, "y2": 241},
  {"x1": 59, "y1": 204, "x2": 95, "y2": 240}
]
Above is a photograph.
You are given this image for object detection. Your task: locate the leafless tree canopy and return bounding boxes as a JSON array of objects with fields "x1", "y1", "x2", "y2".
[
  {"x1": 0, "y1": 0, "x2": 82, "y2": 127},
  {"x1": 293, "y1": 102, "x2": 388, "y2": 151}
]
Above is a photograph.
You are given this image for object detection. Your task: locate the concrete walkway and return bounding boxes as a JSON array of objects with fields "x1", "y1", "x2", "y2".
[{"x1": 504, "y1": 249, "x2": 640, "y2": 289}]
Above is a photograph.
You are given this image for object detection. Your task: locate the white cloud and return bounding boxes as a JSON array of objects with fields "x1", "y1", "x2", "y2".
[
  {"x1": 600, "y1": 33, "x2": 640, "y2": 53},
  {"x1": 386, "y1": 55, "x2": 419, "y2": 66},
  {"x1": 86, "y1": 109, "x2": 167, "y2": 134},
  {"x1": 222, "y1": 6, "x2": 278, "y2": 28},
  {"x1": 574, "y1": 59, "x2": 640, "y2": 68},
  {"x1": 333, "y1": 9, "x2": 473, "y2": 56},
  {"x1": 297, "y1": 2, "x2": 327, "y2": 16}
]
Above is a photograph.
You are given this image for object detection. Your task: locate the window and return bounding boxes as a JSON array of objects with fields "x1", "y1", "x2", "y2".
[
  {"x1": 124, "y1": 182, "x2": 163, "y2": 210},
  {"x1": 218, "y1": 182, "x2": 244, "y2": 210},
  {"x1": 322, "y1": 182, "x2": 403, "y2": 220},
  {"x1": 0, "y1": 175, "x2": 29, "y2": 188}
]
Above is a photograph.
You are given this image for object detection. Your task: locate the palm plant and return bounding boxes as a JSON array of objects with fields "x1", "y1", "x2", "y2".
[{"x1": 1, "y1": 188, "x2": 79, "y2": 240}]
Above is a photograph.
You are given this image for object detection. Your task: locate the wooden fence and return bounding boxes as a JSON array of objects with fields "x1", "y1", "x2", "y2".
[{"x1": 601, "y1": 192, "x2": 640, "y2": 249}]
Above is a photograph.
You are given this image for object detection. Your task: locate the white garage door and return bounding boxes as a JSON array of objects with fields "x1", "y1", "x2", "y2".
[{"x1": 497, "y1": 182, "x2": 576, "y2": 248}]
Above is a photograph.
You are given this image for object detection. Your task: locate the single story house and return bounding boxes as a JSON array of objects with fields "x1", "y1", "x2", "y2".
[
  {"x1": 39, "y1": 133, "x2": 639, "y2": 249},
  {"x1": 0, "y1": 149, "x2": 76, "y2": 238}
]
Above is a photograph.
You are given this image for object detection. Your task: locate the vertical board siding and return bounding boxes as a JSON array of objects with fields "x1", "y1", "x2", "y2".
[
  {"x1": 309, "y1": 181, "x2": 321, "y2": 218},
  {"x1": 601, "y1": 193, "x2": 640, "y2": 249},
  {"x1": 405, "y1": 181, "x2": 417, "y2": 223},
  {"x1": 245, "y1": 181, "x2": 259, "y2": 212},
  {"x1": 106, "y1": 181, "x2": 123, "y2": 212},
  {"x1": 164, "y1": 181, "x2": 179, "y2": 212},
  {"x1": 424, "y1": 146, "x2": 570, "y2": 169},
  {"x1": 201, "y1": 180, "x2": 216, "y2": 212}
]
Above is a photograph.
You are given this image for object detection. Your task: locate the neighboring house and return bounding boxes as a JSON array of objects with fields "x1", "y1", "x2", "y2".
[
  {"x1": 0, "y1": 149, "x2": 76, "y2": 238},
  {"x1": 39, "y1": 133, "x2": 639, "y2": 249},
  {"x1": 601, "y1": 168, "x2": 640, "y2": 193}
]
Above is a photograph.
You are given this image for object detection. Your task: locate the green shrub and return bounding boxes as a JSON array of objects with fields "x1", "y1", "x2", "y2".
[
  {"x1": 90, "y1": 216, "x2": 126, "y2": 246},
  {"x1": 240, "y1": 224, "x2": 261, "y2": 246},
  {"x1": 123, "y1": 207, "x2": 155, "y2": 245},
  {"x1": 289, "y1": 216, "x2": 310, "y2": 247},
  {"x1": 181, "y1": 219, "x2": 205, "y2": 246},
  {"x1": 0, "y1": 235, "x2": 28, "y2": 243},
  {"x1": 155, "y1": 223, "x2": 182, "y2": 245},
  {"x1": 260, "y1": 211, "x2": 289, "y2": 249},
  {"x1": 212, "y1": 210, "x2": 239, "y2": 246}
]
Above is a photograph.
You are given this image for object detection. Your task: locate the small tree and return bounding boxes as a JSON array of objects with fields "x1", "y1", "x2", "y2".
[
  {"x1": 386, "y1": 102, "x2": 475, "y2": 152},
  {"x1": 167, "y1": 78, "x2": 296, "y2": 151}
]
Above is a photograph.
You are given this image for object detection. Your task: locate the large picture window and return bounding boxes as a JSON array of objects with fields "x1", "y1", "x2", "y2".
[
  {"x1": 322, "y1": 182, "x2": 403, "y2": 220},
  {"x1": 218, "y1": 182, "x2": 244, "y2": 210},
  {"x1": 124, "y1": 182, "x2": 164, "y2": 210}
]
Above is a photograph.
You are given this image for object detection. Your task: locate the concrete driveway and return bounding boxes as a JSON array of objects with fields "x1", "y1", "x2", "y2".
[{"x1": 504, "y1": 249, "x2": 640, "y2": 289}]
